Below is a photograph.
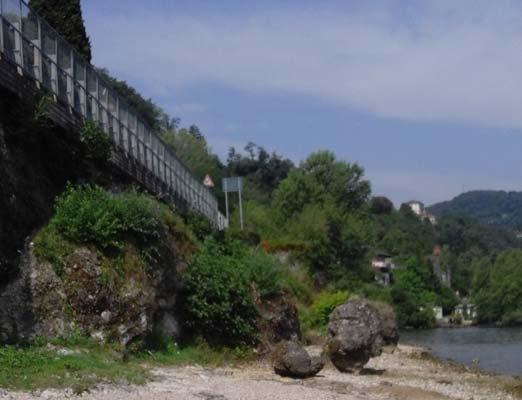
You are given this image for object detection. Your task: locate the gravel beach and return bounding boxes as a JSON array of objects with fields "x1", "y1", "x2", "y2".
[{"x1": 1, "y1": 345, "x2": 520, "y2": 400}]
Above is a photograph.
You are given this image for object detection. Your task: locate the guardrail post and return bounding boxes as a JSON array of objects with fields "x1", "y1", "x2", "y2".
[
  {"x1": 112, "y1": 95, "x2": 119, "y2": 145},
  {"x1": 0, "y1": 0, "x2": 4, "y2": 54},
  {"x1": 49, "y1": 31, "x2": 58, "y2": 96},
  {"x1": 13, "y1": 1, "x2": 22, "y2": 70},
  {"x1": 90, "y1": 69, "x2": 99, "y2": 123},
  {"x1": 73, "y1": 55, "x2": 87, "y2": 117},
  {"x1": 34, "y1": 17, "x2": 42, "y2": 82},
  {"x1": 66, "y1": 47, "x2": 73, "y2": 107}
]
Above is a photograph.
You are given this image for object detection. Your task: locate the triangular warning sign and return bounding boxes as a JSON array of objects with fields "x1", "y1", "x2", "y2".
[{"x1": 203, "y1": 174, "x2": 215, "y2": 188}]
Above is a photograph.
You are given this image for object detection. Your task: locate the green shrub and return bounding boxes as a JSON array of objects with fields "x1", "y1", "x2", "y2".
[
  {"x1": 244, "y1": 251, "x2": 283, "y2": 298},
  {"x1": 33, "y1": 225, "x2": 73, "y2": 277},
  {"x1": 302, "y1": 290, "x2": 350, "y2": 330},
  {"x1": 32, "y1": 92, "x2": 53, "y2": 125},
  {"x1": 501, "y1": 310, "x2": 522, "y2": 326},
  {"x1": 51, "y1": 184, "x2": 120, "y2": 248},
  {"x1": 81, "y1": 120, "x2": 112, "y2": 164},
  {"x1": 50, "y1": 185, "x2": 161, "y2": 249},
  {"x1": 114, "y1": 192, "x2": 162, "y2": 242},
  {"x1": 179, "y1": 238, "x2": 258, "y2": 346},
  {"x1": 281, "y1": 266, "x2": 314, "y2": 305},
  {"x1": 184, "y1": 211, "x2": 213, "y2": 241}
]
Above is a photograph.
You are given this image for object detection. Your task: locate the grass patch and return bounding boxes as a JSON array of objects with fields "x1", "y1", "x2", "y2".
[
  {"x1": 0, "y1": 335, "x2": 255, "y2": 392},
  {"x1": 0, "y1": 343, "x2": 147, "y2": 392},
  {"x1": 141, "y1": 339, "x2": 254, "y2": 367}
]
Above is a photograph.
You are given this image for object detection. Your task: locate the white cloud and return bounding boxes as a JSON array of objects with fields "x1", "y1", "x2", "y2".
[{"x1": 86, "y1": 1, "x2": 522, "y2": 129}]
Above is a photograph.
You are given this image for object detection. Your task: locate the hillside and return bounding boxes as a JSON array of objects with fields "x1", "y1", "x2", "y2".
[{"x1": 428, "y1": 190, "x2": 522, "y2": 230}]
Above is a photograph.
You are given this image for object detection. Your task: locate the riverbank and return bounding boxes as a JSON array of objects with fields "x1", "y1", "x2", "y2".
[{"x1": 1, "y1": 345, "x2": 520, "y2": 400}]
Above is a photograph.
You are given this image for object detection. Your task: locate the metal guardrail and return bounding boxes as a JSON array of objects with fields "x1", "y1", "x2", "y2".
[{"x1": 0, "y1": 0, "x2": 228, "y2": 230}]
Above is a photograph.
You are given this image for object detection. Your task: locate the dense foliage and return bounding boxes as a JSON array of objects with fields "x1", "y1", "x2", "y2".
[
  {"x1": 29, "y1": 0, "x2": 92, "y2": 62},
  {"x1": 429, "y1": 190, "x2": 522, "y2": 230},
  {"x1": 301, "y1": 290, "x2": 351, "y2": 331},
  {"x1": 227, "y1": 143, "x2": 294, "y2": 204},
  {"x1": 80, "y1": 120, "x2": 112, "y2": 165},
  {"x1": 179, "y1": 239, "x2": 287, "y2": 345},
  {"x1": 179, "y1": 239, "x2": 258, "y2": 345},
  {"x1": 161, "y1": 126, "x2": 224, "y2": 191},
  {"x1": 96, "y1": 68, "x2": 167, "y2": 131},
  {"x1": 48, "y1": 185, "x2": 162, "y2": 249},
  {"x1": 472, "y1": 249, "x2": 522, "y2": 325}
]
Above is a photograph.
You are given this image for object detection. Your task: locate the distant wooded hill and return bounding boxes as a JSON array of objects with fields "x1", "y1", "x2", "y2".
[{"x1": 428, "y1": 190, "x2": 522, "y2": 230}]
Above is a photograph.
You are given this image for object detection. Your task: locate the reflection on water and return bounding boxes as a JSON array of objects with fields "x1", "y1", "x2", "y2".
[{"x1": 401, "y1": 327, "x2": 522, "y2": 376}]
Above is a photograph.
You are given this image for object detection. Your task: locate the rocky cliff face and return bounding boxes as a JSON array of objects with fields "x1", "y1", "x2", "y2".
[
  {"x1": 1, "y1": 239, "x2": 186, "y2": 345},
  {"x1": 0, "y1": 89, "x2": 165, "y2": 344},
  {"x1": 0, "y1": 89, "x2": 84, "y2": 284}
]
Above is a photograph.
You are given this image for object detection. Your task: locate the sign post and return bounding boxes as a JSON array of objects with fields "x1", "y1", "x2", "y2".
[
  {"x1": 222, "y1": 177, "x2": 244, "y2": 230},
  {"x1": 238, "y1": 187, "x2": 244, "y2": 230}
]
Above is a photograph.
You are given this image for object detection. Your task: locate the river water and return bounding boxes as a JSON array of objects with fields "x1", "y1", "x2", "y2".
[{"x1": 401, "y1": 327, "x2": 522, "y2": 376}]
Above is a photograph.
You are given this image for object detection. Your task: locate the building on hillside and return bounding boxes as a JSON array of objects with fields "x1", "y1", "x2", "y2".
[
  {"x1": 370, "y1": 251, "x2": 395, "y2": 286},
  {"x1": 433, "y1": 306, "x2": 444, "y2": 321},
  {"x1": 407, "y1": 200, "x2": 425, "y2": 216},
  {"x1": 406, "y1": 200, "x2": 437, "y2": 224},
  {"x1": 454, "y1": 300, "x2": 477, "y2": 323}
]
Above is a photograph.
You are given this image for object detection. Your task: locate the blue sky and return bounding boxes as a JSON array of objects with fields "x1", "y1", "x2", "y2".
[{"x1": 81, "y1": 0, "x2": 522, "y2": 205}]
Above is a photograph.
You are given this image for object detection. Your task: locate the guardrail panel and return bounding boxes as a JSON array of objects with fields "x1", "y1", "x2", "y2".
[{"x1": 0, "y1": 0, "x2": 228, "y2": 229}]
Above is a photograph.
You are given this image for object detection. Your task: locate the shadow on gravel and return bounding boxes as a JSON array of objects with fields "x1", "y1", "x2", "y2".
[{"x1": 359, "y1": 368, "x2": 386, "y2": 375}]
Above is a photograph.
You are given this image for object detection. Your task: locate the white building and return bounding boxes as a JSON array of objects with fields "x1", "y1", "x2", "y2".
[
  {"x1": 370, "y1": 251, "x2": 395, "y2": 286},
  {"x1": 406, "y1": 200, "x2": 437, "y2": 225},
  {"x1": 407, "y1": 200, "x2": 425, "y2": 216}
]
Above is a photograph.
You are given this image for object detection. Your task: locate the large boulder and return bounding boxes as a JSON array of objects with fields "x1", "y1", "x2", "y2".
[
  {"x1": 326, "y1": 297, "x2": 385, "y2": 372},
  {"x1": 273, "y1": 340, "x2": 325, "y2": 378}
]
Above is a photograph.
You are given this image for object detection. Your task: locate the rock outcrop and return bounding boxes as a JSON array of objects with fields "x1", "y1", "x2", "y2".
[
  {"x1": 0, "y1": 241, "x2": 186, "y2": 345},
  {"x1": 273, "y1": 340, "x2": 324, "y2": 378},
  {"x1": 326, "y1": 297, "x2": 393, "y2": 372},
  {"x1": 256, "y1": 291, "x2": 301, "y2": 344}
]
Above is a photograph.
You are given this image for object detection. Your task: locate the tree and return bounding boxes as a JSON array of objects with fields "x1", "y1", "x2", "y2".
[
  {"x1": 227, "y1": 143, "x2": 294, "y2": 204},
  {"x1": 188, "y1": 125, "x2": 204, "y2": 141},
  {"x1": 300, "y1": 151, "x2": 371, "y2": 211},
  {"x1": 30, "y1": 0, "x2": 92, "y2": 62},
  {"x1": 161, "y1": 126, "x2": 224, "y2": 200},
  {"x1": 473, "y1": 249, "x2": 522, "y2": 325},
  {"x1": 273, "y1": 150, "x2": 370, "y2": 219},
  {"x1": 370, "y1": 196, "x2": 394, "y2": 215}
]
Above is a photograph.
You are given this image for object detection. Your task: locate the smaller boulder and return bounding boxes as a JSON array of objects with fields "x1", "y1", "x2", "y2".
[{"x1": 273, "y1": 340, "x2": 324, "y2": 379}]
